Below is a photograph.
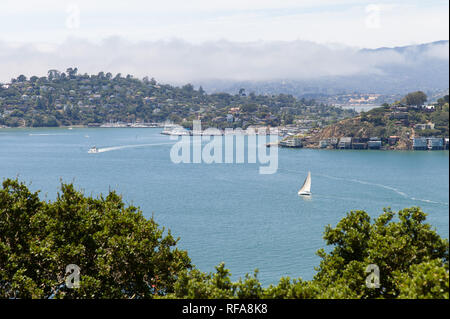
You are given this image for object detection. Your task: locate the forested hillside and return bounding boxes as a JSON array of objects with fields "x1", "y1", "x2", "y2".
[{"x1": 0, "y1": 69, "x2": 355, "y2": 128}]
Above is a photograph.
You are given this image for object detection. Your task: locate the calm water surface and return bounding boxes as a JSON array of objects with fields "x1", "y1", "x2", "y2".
[{"x1": 1, "y1": 128, "x2": 448, "y2": 285}]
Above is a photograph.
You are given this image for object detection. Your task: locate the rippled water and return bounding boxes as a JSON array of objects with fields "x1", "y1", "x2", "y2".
[{"x1": 1, "y1": 127, "x2": 448, "y2": 285}]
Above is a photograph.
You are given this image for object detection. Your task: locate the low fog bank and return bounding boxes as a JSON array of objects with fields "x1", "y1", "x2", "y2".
[{"x1": 0, "y1": 37, "x2": 448, "y2": 94}]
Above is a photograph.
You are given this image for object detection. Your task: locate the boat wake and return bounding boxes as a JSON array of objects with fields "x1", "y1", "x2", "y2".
[
  {"x1": 347, "y1": 178, "x2": 448, "y2": 206},
  {"x1": 278, "y1": 168, "x2": 448, "y2": 206},
  {"x1": 348, "y1": 178, "x2": 408, "y2": 198},
  {"x1": 29, "y1": 133, "x2": 70, "y2": 136},
  {"x1": 95, "y1": 142, "x2": 175, "y2": 153},
  {"x1": 410, "y1": 197, "x2": 449, "y2": 205}
]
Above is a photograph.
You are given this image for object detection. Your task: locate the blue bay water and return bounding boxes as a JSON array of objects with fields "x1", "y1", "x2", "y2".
[{"x1": 0, "y1": 127, "x2": 448, "y2": 286}]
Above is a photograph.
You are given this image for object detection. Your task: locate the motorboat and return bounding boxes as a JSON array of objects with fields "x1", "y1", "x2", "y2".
[{"x1": 88, "y1": 146, "x2": 99, "y2": 154}]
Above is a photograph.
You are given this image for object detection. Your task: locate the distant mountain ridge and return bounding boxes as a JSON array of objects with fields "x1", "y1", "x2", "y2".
[
  {"x1": 362, "y1": 40, "x2": 449, "y2": 53},
  {"x1": 196, "y1": 41, "x2": 449, "y2": 97}
]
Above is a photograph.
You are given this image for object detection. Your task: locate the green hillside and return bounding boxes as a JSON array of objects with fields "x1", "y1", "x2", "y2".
[{"x1": 0, "y1": 69, "x2": 354, "y2": 128}]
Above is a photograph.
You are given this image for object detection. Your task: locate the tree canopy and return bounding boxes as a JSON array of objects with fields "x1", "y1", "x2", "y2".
[
  {"x1": 403, "y1": 91, "x2": 427, "y2": 107},
  {"x1": 166, "y1": 208, "x2": 448, "y2": 299},
  {"x1": 0, "y1": 179, "x2": 191, "y2": 298},
  {"x1": 0, "y1": 69, "x2": 354, "y2": 129},
  {"x1": 1, "y1": 179, "x2": 448, "y2": 299}
]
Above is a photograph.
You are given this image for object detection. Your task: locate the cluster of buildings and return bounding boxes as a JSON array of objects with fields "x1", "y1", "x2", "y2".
[
  {"x1": 317, "y1": 137, "x2": 386, "y2": 150},
  {"x1": 412, "y1": 137, "x2": 448, "y2": 150},
  {"x1": 278, "y1": 136, "x2": 449, "y2": 151},
  {"x1": 320, "y1": 93, "x2": 382, "y2": 105},
  {"x1": 162, "y1": 124, "x2": 299, "y2": 137},
  {"x1": 320, "y1": 136, "x2": 448, "y2": 150}
]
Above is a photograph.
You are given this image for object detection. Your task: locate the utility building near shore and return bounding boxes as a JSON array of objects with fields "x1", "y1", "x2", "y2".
[
  {"x1": 319, "y1": 139, "x2": 329, "y2": 148},
  {"x1": 413, "y1": 137, "x2": 428, "y2": 150},
  {"x1": 351, "y1": 138, "x2": 368, "y2": 149},
  {"x1": 338, "y1": 137, "x2": 352, "y2": 149},
  {"x1": 427, "y1": 137, "x2": 444, "y2": 150},
  {"x1": 368, "y1": 137, "x2": 382, "y2": 149}
]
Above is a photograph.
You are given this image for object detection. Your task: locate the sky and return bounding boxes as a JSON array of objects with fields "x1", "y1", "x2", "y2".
[{"x1": 0, "y1": 0, "x2": 448, "y2": 83}]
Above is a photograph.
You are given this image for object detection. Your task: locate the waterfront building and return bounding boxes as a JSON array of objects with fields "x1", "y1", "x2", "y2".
[
  {"x1": 319, "y1": 139, "x2": 329, "y2": 148},
  {"x1": 279, "y1": 137, "x2": 303, "y2": 148},
  {"x1": 368, "y1": 137, "x2": 382, "y2": 149},
  {"x1": 338, "y1": 137, "x2": 352, "y2": 149},
  {"x1": 388, "y1": 136, "x2": 399, "y2": 145},
  {"x1": 427, "y1": 137, "x2": 444, "y2": 150},
  {"x1": 352, "y1": 138, "x2": 368, "y2": 149},
  {"x1": 413, "y1": 137, "x2": 428, "y2": 150}
]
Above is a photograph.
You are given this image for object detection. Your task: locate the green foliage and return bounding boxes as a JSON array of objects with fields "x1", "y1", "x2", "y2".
[
  {"x1": 1, "y1": 180, "x2": 448, "y2": 299},
  {"x1": 0, "y1": 69, "x2": 355, "y2": 128},
  {"x1": 166, "y1": 263, "x2": 262, "y2": 299},
  {"x1": 319, "y1": 92, "x2": 449, "y2": 144},
  {"x1": 418, "y1": 129, "x2": 442, "y2": 137},
  {"x1": 309, "y1": 208, "x2": 448, "y2": 299},
  {"x1": 402, "y1": 91, "x2": 427, "y2": 107},
  {"x1": 168, "y1": 207, "x2": 449, "y2": 299},
  {"x1": 396, "y1": 259, "x2": 449, "y2": 299},
  {"x1": 436, "y1": 95, "x2": 449, "y2": 107},
  {"x1": 0, "y1": 179, "x2": 191, "y2": 298}
]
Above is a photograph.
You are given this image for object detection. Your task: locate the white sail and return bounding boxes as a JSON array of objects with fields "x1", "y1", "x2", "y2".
[{"x1": 298, "y1": 172, "x2": 311, "y2": 195}]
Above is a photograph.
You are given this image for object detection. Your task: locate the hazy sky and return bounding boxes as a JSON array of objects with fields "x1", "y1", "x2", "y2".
[
  {"x1": 0, "y1": 0, "x2": 448, "y2": 83},
  {"x1": 1, "y1": 0, "x2": 448, "y2": 47}
]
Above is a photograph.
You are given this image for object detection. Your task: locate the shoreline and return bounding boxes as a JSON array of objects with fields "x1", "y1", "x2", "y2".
[
  {"x1": 0, "y1": 125, "x2": 161, "y2": 129},
  {"x1": 2, "y1": 126, "x2": 448, "y2": 152}
]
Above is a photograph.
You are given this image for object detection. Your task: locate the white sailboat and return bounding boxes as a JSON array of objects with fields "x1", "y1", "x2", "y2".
[{"x1": 298, "y1": 171, "x2": 311, "y2": 196}]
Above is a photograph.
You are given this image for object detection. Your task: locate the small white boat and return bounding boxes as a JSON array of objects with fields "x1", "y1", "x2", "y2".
[
  {"x1": 298, "y1": 171, "x2": 311, "y2": 196},
  {"x1": 88, "y1": 146, "x2": 98, "y2": 154}
]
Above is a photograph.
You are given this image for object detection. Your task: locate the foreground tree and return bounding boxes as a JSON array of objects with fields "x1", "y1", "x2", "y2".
[
  {"x1": 166, "y1": 208, "x2": 449, "y2": 299},
  {"x1": 1, "y1": 180, "x2": 448, "y2": 299},
  {"x1": 0, "y1": 179, "x2": 191, "y2": 298},
  {"x1": 310, "y1": 208, "x2": 448, "y2": 298}
]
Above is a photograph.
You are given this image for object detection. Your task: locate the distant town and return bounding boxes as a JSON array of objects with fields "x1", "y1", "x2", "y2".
[
  {"x1": 0, "y1": 68, "x2": 355, "y2": 130},
  {"x1": 1, "y1": 69, "x2": 448, "y2": 152}
]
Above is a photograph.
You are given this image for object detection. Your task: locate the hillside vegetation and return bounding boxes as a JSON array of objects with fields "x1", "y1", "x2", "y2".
[
  {"x1": 0, "y1": 69, "x2": 355, "y2": 128},
  {"x1": 308, "y1": 93, "x2": 449, "y2": 149},
  {"x1": 1, "y1": 179, "x2": 448, "y2": 299}
]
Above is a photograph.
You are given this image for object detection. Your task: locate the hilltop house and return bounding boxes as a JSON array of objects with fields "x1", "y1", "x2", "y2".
[
  {"x1": 229, "y1": 107, "x2": 240, "y2": 115},
  {"x1": 415, "y1": 123, "x2": 435, "y2": 130}
]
